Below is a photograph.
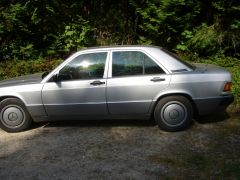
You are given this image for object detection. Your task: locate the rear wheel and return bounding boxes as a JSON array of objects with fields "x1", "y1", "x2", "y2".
[
  {"x1": 154, "y1": 96, "x2": 193, "y2": 131},
  {"x1": 0, "y1": 98, "x2": 32, "y2": 133}
]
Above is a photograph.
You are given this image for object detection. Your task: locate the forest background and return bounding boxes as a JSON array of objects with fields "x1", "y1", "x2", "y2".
[{"x1": 0, "y1": 0, "x2": 239, "y2": 107}]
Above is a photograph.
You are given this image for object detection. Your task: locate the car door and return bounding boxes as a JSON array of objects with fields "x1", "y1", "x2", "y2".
[
  {"x1": 107, "y1": 50, "x2": 171, "y2": 115},
  {"x1": 42, "y1": 51, "x2": 109, "y2": 118}
]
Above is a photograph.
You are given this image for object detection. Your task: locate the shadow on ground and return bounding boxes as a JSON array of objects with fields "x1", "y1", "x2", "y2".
[
  {"x1": 38, "y1": 119, "x2": 156, "y2": 128},
  {"x1": 32, "y1": 111, "x2": 230, "y2": 130},
  {"x1": 0, "y1": 113, "x2": 240, "y2": 180},
  {"x1": 196, "y1": 111, "x2": 230, "y2": 124}
]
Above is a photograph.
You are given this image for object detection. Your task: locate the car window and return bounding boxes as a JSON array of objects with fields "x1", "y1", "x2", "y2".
[
  {"x1": 112, "y1": 51, "x2": 165, "y2": 77},
  {"x1": 59, "y1": 52, "x2": 107, "y2": 81},
  {"x1": 144, "y1": 54, "x2": 165, "y2": 74},
  {"x1": 112, "y1": 51, "x2": 143, "y2": 77},
  {"x1": 160, "y1": 48, "x2": 195, "y2": 70}
]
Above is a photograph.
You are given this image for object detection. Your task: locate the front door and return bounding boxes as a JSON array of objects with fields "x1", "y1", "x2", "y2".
[{"x1": 42, "y1": 51, "x2": 109, "y2": 118}]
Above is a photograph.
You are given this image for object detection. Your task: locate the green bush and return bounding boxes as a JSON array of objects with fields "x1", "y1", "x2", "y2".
[
  {"x1": 0, "y1": 59, "x2": 63, "y2": 80},
  {"x1": 48, "y1": 16, "x2": 95, "y2": 56}
]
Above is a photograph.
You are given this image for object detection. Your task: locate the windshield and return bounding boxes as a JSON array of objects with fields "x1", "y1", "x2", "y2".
[{"x1": 161, "y1": 48, "x2": 196, "y2": 70}]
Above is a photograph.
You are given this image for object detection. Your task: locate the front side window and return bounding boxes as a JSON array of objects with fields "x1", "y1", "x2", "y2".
[
  {"x1": 112, "y1": 51, "x2": 165, "y2": 77},
  {"x1": 59, "y1": 52, "x2": 107, "y2": 81}
]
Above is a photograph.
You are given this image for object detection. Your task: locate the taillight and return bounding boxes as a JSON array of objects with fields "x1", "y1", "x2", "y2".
[{"x1": 223, "y1": 82, "x2": 232, "y2": 92}]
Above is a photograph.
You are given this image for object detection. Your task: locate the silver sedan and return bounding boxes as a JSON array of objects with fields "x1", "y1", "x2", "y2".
[{"x1": 0, "y1": 46, "x2": 234, "y2": 132}]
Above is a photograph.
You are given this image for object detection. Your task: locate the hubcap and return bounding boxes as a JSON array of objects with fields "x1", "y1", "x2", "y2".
[
  {"x1": 8, "y1": 112, "x2": 18, "y2": 121},
  {"x1": 1, "y1": 105, "x2": 25, "y2": 128},
  {"x1": 161, "y1": 101, "x2": 187, "y2": 127}
]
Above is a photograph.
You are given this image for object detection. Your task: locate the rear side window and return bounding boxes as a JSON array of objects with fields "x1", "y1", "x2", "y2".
[{"x1": 112, "y1": 51, "x2": 165, "y2": 77}]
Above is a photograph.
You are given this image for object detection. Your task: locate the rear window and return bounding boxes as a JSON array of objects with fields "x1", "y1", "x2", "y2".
[{"x1": 161, "y1": 48, "x2": 196, "y2": 70}]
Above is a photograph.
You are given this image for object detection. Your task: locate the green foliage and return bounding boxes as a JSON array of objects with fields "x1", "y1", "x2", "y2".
[
  {"x1": 188, "y1": 23, "x2": 220, "y2": 55},
  {"x1": 49, "y1": 17, "x2": 94, "y2": 56},
  {"x1": 0, "y1": 0, "x2": 239, "y2": 59},
  {"x1": 136, "y1": 0, "x2": 201, "y2": 49},
  {"x1": 0, "y1": 59, "x2": 62, "y2": 80},
  {"x1": 176, "y1": 30, "x2": 193, "y2": 51},
  {"x1": 177, "y1": 0, "x2": 240, "y2": 57},
  {"x1": 137, "y1": 36, "x2": 153, "y2": 45},
  {"x1": 0, "y1": 0, "x2": 95, "y2": 60}
]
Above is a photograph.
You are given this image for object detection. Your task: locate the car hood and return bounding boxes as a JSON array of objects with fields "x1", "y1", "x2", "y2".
[{"x1": 0, "y1": 73, "x2": 43, "y2": 87}]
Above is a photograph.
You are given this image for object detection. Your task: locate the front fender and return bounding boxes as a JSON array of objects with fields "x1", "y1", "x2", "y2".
[{"x1": 0, "y1": 84, "x2": 47, "y2": 120}]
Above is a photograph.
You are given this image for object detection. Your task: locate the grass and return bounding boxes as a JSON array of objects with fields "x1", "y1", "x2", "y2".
[
  {"x1": 148, "y1": 114, "x2": 240, "y2": 179},
  {"x1": 149, "y1": 146, "x2": 240, "y2": 179}
]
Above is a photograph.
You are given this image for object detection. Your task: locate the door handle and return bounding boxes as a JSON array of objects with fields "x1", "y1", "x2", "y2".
[
  {"x1": 90, "y1": 80, "x2": 105, "y2": 86},
  {"x1": 150, "y1": 77, "x2": 165, "y2": 82}
]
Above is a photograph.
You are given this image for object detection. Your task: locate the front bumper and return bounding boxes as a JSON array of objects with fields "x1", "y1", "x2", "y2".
[{"x1": 193, "y1": 95, "x2": 234, "y2": 115}]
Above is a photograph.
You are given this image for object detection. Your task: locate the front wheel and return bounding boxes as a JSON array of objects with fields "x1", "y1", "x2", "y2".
[
  {"x1": 0, "y1": 98, "x2": 32, "y2": 133},
  {"x1": 154, "y1": 96, "x2": 193, "y2": 131}
]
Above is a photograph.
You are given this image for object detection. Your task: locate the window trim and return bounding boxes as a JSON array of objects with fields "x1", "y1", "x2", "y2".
[
  {"x1": 109, "y1": 49, "x2": 168, "y2": 78},
  {"x1": 45, "y1": 50, "x2": 110, "y2": 83}
]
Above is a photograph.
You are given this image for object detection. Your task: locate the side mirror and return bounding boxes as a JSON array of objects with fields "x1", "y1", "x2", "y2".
[
  {"x1": 52, "y1": 73, "x2": 59, "y2": 82},
  {"x1": 52, "y1": 73, "x2": 72, "y2": 82}
]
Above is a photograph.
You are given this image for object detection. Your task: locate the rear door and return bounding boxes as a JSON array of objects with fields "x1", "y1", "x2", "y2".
[{"x1": 106, "y1": 50, "x2": 171, "y2": 115}]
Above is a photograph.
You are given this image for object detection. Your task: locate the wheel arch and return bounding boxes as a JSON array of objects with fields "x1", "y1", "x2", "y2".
[
  {"x1": 151, "y1": 93, "x2": 199, "y2": 118},
  {"x1": 0, "y1": 95, "x2": 27, "y2": 106}
]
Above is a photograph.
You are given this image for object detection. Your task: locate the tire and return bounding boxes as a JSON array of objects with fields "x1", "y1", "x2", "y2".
[
  {"x1": 0, "y1": 98, "x2": 32, "y2": 133},
  {"x1": 154, "y1": 96, "x2": 193, "y2": 132}
]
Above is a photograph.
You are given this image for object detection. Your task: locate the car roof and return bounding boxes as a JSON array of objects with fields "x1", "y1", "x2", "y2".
[
  {"x1": 80, "y1": 45, "x2": 162, "y2": 50},
  {"x1": 76, "y1": 45, "x2": 162, "y2": 53}
]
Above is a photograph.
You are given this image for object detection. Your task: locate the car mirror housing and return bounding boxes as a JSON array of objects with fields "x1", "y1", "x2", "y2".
[
  {"x1": 52, "y1": 73, "x2": 59, "y2": 82},
  {"x1": 52, "y1": 73, "x2": 71, "y2": 82}
]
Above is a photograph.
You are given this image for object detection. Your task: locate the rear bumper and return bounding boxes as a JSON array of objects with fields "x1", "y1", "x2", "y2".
[{"x1": 194, "y1": 95, "x2": 234, "y2": 115}]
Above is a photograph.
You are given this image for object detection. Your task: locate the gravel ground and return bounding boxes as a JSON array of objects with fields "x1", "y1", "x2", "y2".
[{"x1": 0, "y1": 113, "x2": 240, "y2": 180}]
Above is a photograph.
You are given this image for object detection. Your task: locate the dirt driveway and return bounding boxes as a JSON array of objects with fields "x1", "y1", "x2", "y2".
[{"x1": 0, "y1": 113, "x2": 240, "y2": 180}]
